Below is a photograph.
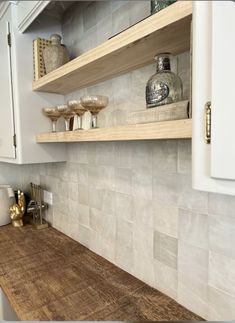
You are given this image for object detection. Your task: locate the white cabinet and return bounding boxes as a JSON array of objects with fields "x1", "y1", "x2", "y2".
[
  {"x1": 192, "y1": 1, "x2": 235, "y2": 195},
  {"x1": 0, "y1": 3, "x2": 66, "y2": 164},
  {"x1": 0, "y1": 7, "x2": 16, "y2": 159},
  {"x1": 16, "y1": 1, "x2": 50, "y2": 33},
  {"x1": 0, "y1": 288, "x2": 18, "y2": 320}
]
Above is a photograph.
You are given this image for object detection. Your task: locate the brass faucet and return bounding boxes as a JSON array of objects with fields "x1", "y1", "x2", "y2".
[{"x1": 27, "y1": 183, "x2": 48, "y2": 229}]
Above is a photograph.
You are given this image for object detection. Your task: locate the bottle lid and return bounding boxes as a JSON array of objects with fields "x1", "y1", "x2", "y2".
[
  {"x1": 50, "y1": 34, "x2": 62, "y2": 44},
  {"x1": 155, "y1": 53, "x2": 171, "y2": 72}
]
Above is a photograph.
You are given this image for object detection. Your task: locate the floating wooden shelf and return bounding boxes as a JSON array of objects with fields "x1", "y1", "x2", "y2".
[
  {"x1": 36, "y1": 119, "x2": 192, "y2": 143},
  {"x1": 33, "y1": 1, "x2": 192, "y2": 95}
]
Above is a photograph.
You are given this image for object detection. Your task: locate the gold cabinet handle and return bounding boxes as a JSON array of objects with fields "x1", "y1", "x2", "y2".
[{"x1": 205, "y1": 102, "x2": 211, "y2": 144}]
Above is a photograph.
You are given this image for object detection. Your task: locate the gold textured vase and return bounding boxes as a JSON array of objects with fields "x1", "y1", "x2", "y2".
[{"x1": 43, "y1": 34, "x2": 69, "y2": 74}]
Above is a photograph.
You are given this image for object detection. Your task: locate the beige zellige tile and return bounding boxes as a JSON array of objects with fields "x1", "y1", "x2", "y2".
[
  {"x1": 83, "y1": 2, "x2": 97, "y2": 32},
  {"x1": 78, "y1": 204, "x2": 89, "y2": 227},
  {"x1": 89, "y1": 187, "x2": 103, "y2": 210},
  {"x1": 58, "y1": 180, "x2": 69, "y2": 198},
  {"x1": 209, "y1": 252, "x2": 235, "y2": 297},
  {"x1": 153, "y1": 231, "x2": 178, "y2": 269},
  {"x1": 95, "y1": 0, "x2": 111, "y2": 22},
  {"x1": 209, "y1": 212, "x2": 235, "y2": 259},
  {"x1": 153, "y1": 140, "x2": 178, "y2": 175},
  {"x1": 89, "y1": 188, "x2": 116, "y2": 216},
  {"x1": 95, "y1": 142, "x2": 116, "y2": 166},
  {"x1": 115, "y1": 245, "x2": 134, "y2": 275},
  {"x1": 178, "y1": 241, "x2": 208, "y2": 318},
  {"x1": 113, "y1": 74, "x2": 131, "y2": 105},
  {"x1": 68, "y1": 199, "x2": 80, "y2": 220},
  {"x1": 131, "y1": 141, "x2": 153, "y2": 170},
  {"x1": 177, "y1": 51, "x2": 191, "y2": 99},
  {"x1": 115, "y1": 167, "x2": 132, "y2": 195},
  {"x1": 78, "y1": 185, "x2": 89, "y2": 205},
  {"x1": 179, "y1": 209, "x2": 208, "y2": 250},
  {"x1": 178, "y1": 241, "x2": 208, "y2": 285},
  {"x1": 178, "y1": 176, "x2": 208, "y2": 213},
  {"x1": 77, "y1": 224, "x2": 91, "y2": 248},
  {"x1": 153, "y1": 200, "x2": 178, "y2": 238},
  {"x1": 153, "y1": 172, "x2": 182, "y2": 205},
  {"x1": 177, "y1": 139, "x2": 192, "y2": 174},
  {"x1": 129, "y1": 0, "x2": 150, "y2": 25},
  {"x1": 76, "y1": 143, "x2": 88, "y2": 164},
  {"x1": 116, "y1": 192, "x2": 133, "y2": 222},
  {"x1": 101, "y1": 190, "x2": 116, "y2": 215},
  {"x1": 97, "y1": 16, "x2": 112, "y2": 45},
  {"x1": 67, "y1": 143, "x2": 78, "y2": 163},
  {"x1": 77, "y1": 164, "x2": 88, "y2": 185},
  {"x1": 133, "y1": 197, "x2": 153, "y2": 229},
  {"x1": 134, "y1": 251, "x2": 155, "y2": 287},
  {"x1": 209, "y1": 192, "x2": 235, "y2": 216},
  {"x1": 114, "y1": 142, "x2": 132, "y2": 169},
  {"x1": 130, "y1": 65, "x2": 154, "y2": 111},
  {"x1": 101, "y1": 213, "x2": 116, "y2": 243},
  {"x1": 117, "y1": 218, "x2": 133, "y2": 249},
  {"x1": 178, "y1": 281, "x2": 209, "y2": 320},
  {"x1": 68, "y1": 181, "x2": 78, "y2": 201},
  {"x1": 112, "y1": 2, "x2": 130, "y2": 37},
  {"x1": 88, "y1": 165, "x2": 115, "y2": 191},
  {"x1": 208, "y1": 286, "x2": 235, "y2": 321},
  {"x1": 132, "y1": 168, "x2": 152, "y2": 200},
  {"x1": 154, "y1": 259, "x2": 178, "y2": 301},
  {"x1": 133, "y1": 225, "x2": 153, "y2": 259},
  {"x1": 89, "y1": 207, "x2": 103, "y2": 233}
]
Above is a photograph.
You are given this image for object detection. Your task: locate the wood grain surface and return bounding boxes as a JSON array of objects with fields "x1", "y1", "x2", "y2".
[{"x1": 0, "y1": 225, "x2": 202, "y2": 321}]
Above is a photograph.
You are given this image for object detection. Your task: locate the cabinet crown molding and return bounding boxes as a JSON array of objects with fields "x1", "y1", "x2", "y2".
[{"x1": 0, "y1": 2, "x2": 10, "y2": 19}]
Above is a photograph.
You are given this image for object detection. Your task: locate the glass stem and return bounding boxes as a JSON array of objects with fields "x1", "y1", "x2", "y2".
[
  {"x1": 65, "y1": 119, "x2": 70, "y2": 131},
  {"x1": 52, "y1": 120, "x2": 57, "y2": 133},
  {"x1": 77, "y1": 115, "x2": 82, "y2": 129},
  {"x1": 91, "y1": 114, "x2": 98, "y2": 128}
]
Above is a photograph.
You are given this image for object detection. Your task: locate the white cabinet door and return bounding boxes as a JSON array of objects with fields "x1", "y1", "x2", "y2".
[
  {"x1": 210, "y1": 1, "x2": 235, "y2": 180},
  {"x1": 0, "y1": 288, "x2": 18, "y2": 320},
  {"x1": 17, "y1": 1, "x2": 50, "y2": 33},
  {"x1": 192, "y1": 1, "x2": 235, "y2": 195},
  {"x1": 0, "y1": 9, "x2": 16, "y2": 159}
]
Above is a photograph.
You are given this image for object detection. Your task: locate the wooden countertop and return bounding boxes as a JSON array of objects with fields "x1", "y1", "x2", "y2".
[{"x1": 0, "y1": 225, "x2": 202, "y2": 321}]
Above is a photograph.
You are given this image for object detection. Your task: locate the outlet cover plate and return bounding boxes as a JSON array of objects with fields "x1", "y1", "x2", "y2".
[{"x1": 43, "y1": 190, "x2": 53, "y2": 205}]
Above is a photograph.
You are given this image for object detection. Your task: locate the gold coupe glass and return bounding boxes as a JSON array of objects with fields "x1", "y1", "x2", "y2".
[
  {"x1": 42, "y1": 107, "x2": 61, "y2": 132},
  {"x1": 80, "y1": 95, "x2": 109, "y2": 129},
  {"x1": 67, "y1": 99, "x2": 87, "y2": 130},
  {"x1": 57, "y1": 104, "x2": 75, "y2": 131}
]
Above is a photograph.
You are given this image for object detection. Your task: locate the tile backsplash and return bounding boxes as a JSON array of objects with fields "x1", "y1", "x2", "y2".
[{"x1": 1, "y1": 1, "x2": 235, "y2": 321}]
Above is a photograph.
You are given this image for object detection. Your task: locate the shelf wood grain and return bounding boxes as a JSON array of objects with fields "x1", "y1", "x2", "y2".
[
  {"x1": 33, "y1": 1, "x2": 192, "y2": 95},
  {"x1": 36, "y1": 119, "x2": 192, "y2": 143}
]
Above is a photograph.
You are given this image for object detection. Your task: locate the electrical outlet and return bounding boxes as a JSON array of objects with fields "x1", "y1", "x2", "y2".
[{"x1": 43, "y1": 190, "x2": 53, "y2": 205}]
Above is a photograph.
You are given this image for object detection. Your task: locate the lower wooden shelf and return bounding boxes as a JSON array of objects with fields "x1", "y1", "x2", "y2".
[{"x1": 36, "y1": 119, "x2": 192, "y2": 143}]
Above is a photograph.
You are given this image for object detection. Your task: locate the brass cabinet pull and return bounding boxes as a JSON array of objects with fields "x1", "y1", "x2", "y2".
[{"x1": 205, "y1": 102, "x2": 211, "y2": 144}]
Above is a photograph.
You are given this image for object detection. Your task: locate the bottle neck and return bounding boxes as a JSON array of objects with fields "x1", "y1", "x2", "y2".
[
  {"x1": 50, "y1": 34, "x2": 62, "y2": 46},
  {"x1": 156, "y1": 56, "x2": 171, "y2": 73},
  {"x1": 51, "y1": 39, "x2": 61, "y2": 45}
]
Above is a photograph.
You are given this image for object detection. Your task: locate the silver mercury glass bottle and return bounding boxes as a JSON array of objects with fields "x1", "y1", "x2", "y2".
[{"x1": 146, "y1": 53, "x2": 183, "y2": 108}]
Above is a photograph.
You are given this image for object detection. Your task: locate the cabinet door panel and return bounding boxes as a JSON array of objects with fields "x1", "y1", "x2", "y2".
[
  {"x1": 211, "y1": 1, "x2": 235, "y2": 180},
  {"x1": 192, "y1": 1, "x2": 235, "y2": 195},
  {"x1": 0, "y1": 16, "x2": 16, "y2": 159},
  {"x1": 17, "y1": 1, "x2": 50, "y2": 33}
]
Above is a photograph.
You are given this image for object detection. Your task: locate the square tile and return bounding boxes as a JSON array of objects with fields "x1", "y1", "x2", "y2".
[{"x1": 153, "y1": 231, "x2": 178, "y2": 269}]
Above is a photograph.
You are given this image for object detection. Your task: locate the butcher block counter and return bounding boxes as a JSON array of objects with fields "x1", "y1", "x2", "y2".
[{"x1": 0, "y1": 225, "x2": 202, "y2": 321}]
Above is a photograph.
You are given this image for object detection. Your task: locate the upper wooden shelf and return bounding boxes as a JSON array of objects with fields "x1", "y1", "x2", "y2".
[
  {"x1": 33, "y1": 1, "x2": 192, "y2": 95},
  {"x1": 36, "y1": 119, "x2": 192, "y2": 143}
]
